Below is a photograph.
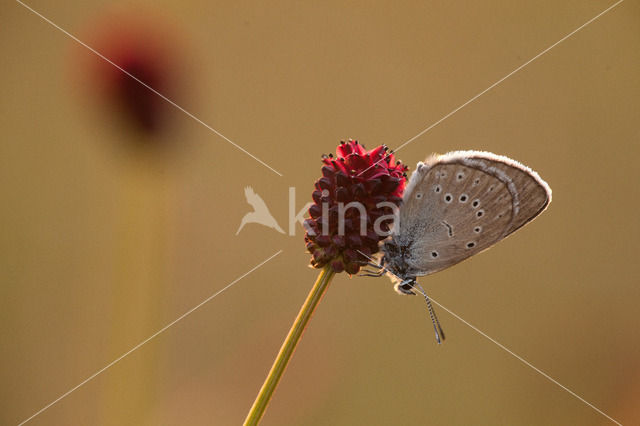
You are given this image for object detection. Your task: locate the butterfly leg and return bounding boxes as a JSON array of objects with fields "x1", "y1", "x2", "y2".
[
  {"x1": 355, "y1": 251, "x2": 389, "y2": 277},
  {"x1": 358, "y1": 268, "x2": 386, "y2": 277},
  {"x1": 358, "y1": 257, "x2": 388, "y2": 277}
]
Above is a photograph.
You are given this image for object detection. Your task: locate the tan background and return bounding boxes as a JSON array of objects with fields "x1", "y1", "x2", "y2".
[{"x1": 2, "y1": 1, "x2": 640, "y2": 425}]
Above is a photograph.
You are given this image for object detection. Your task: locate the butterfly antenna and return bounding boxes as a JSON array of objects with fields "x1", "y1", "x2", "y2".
[{"x1": 414, "y1": 282, "x2": 446, "y2": 344}]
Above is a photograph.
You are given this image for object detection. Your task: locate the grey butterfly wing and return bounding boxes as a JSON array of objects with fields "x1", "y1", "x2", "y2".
[{"x1": 395, "y1": 150, "x2": 551, "y2": 277}]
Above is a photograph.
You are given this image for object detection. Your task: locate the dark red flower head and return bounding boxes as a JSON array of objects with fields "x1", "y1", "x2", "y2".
[{"x1": 304, "y1": 140, "x2": 408, "y2": 274}]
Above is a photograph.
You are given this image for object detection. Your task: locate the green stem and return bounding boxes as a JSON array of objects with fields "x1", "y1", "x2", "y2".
[{"x1": 244, "y1": 266, "x2": 336, "y2": 426}]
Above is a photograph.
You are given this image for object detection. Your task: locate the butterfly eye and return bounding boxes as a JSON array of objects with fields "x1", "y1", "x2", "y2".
[
  {"x1": 476, "y1": 209, "x2": 485, "y2": 218},
  {"x1": 459, "y1": 194, "x2": 468, "y2": 203},
  {"x1": 444, "y1": 194, "x2": 453, "y2": 203},
  {"x1": 466, "y1": 241, "x2": 476, "y2": 249},
  {"x1": 472, "y1": 199, "x2": 480, "y2": 208},
  {"x1": 474, "y1": 226, "x2": 482, "y2": 233},
  {"x1": 415, "y1": 192, "x2": 423, "y2": 199},
  {"x1": 430, "y1": 251, "x2": 438, "y2": 258},
  {"x1": 434, "y1": 185, "x2": 441, "y2": 193},
  {"x1": 457, "y1": 172, "x2": 465, "y2": 180}
]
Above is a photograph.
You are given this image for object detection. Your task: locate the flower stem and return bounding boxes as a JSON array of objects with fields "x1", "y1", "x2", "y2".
[{"x1": 243, "y1": 266, "x2": 336, "y2": 426}]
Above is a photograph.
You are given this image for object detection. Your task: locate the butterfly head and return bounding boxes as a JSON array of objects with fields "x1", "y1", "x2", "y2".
[{"x1": 393, "y1": 278, "x2": 418, "y2": 296}]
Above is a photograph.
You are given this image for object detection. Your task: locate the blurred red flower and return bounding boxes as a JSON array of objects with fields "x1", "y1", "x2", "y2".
[{"x1": 79, "y1": 11, "x2": 183, "y2": 139}]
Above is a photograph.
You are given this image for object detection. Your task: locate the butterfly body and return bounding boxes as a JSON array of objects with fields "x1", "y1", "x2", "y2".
[{"x1": 381, "y1": 151, "x2": 551, "y2": 296}]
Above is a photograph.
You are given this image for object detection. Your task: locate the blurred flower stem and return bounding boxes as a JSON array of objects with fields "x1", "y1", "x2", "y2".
[
  {"x1": 105, "y1": 161, "x2": 169, "y2": 423},
  {"x1": 244, "y1": 266, "x2": 336, "y2": 425}
]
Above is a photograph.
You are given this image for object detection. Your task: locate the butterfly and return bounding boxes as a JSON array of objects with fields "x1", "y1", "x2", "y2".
[{"x1": 362, "y1": 151, "x2": 551, "y2": 343}]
